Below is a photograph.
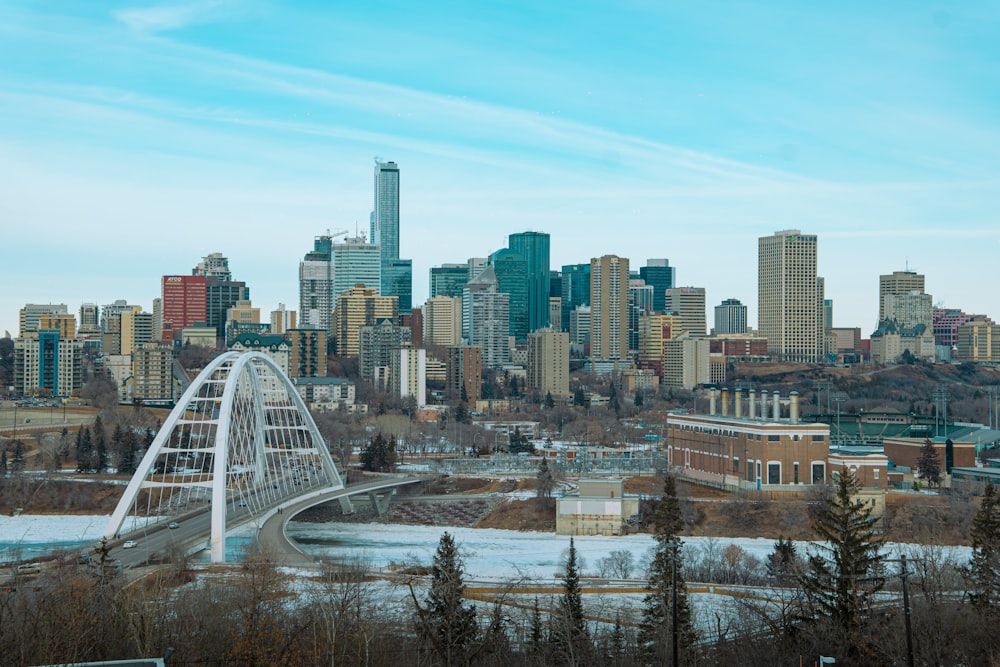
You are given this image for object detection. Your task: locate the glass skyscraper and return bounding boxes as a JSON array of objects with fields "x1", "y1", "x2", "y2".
[
  {"x1": 488, "y1": 247, "x2": 528, "y2": 340},
  {"x1": 639, "y1": 259, "x2": 675, "y2": 313},
  {"x1": 371, "y1": 159, "x2": 411, "y2": 313},
  {"x1": 508, "y1": 231, "x2": 551, "y2": 334},
  {"x1": 560, "y1": 263, "x2": 591, "y2": 332}
]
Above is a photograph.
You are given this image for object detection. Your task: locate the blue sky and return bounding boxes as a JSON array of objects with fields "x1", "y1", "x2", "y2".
[{"x1": 2, "y1": 0, "x2": 998, "y2": 336}]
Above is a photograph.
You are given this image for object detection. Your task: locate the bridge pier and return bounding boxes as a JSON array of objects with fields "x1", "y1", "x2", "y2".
[
  {"x1": 338, "y1": 496, "x2": 355, "y2": 515},
  {"x1": 367, "y1": 490, "x2": 394, "y2": 516}
]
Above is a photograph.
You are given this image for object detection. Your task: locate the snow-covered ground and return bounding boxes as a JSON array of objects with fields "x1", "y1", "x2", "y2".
[{"x1": 0, "y1": 515, "x2": 158, "y2": 562}]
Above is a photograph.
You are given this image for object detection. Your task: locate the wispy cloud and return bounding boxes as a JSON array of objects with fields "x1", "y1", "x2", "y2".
[{"x1": 114, "y1": 0, "x2": 248, "y2": 33}]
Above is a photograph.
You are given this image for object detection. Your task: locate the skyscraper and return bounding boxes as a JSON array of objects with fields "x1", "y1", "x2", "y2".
[
  {"x1": 560, "y1": 263, "x2": 591, "y2": 332},
  {"x1": 372, "y1": 160, "x2": 400, "y2": 272},
  {"x1": 488, "y1": 247, "x2": 528, "y2": 340},
  {"x1": 430, "y1": 263, "x2": 472, "y2": 298},
  {"x1": 299, "y1": 233, "x2": 335, "y2": 331},
  {"x1": 161, "y1": 276, "x2": 207, "y2": 343},
  {"x1": 462, "y1": 265, "x2": 510, "y2": 369},
  {"x1": 758, "y1": 230, "x2": 823, "y2": 363},
  {"x1": 664, "y1": 287, "x2": 707, "y2": 337},
  {"x1": 639, "y1": 259, "x2": 676, "y2": 313},
  {"x1": 386, "y1": 258, "x2": 413, "y2": 314},
  {"x1": 628, "y1": 279, "x2": 654, "y2": 355},
  {"x1": 333, "y1": 235, "x2": 381, "y2": 299},
  {"x1": 590, "y1": 255, "x2": 629, "y2": 362},
  {"x1": 508, "y1": 231, "x2": 551, "y2": 333},
  {"x1": 714, "y1": 298, "x2": 747, "y2": 335},
  {"x1": 879, "y1": 270, "x2": 925, "y2": 322}
]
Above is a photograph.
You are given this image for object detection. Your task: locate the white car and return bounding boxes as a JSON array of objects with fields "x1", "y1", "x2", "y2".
[{"x1": 123, "y1": 540, "x2": 138, "y2": 549}]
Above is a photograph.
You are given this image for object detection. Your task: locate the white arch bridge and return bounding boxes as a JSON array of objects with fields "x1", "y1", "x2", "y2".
[{"x1": 104, "y1": 352, "x2": 424, "y2": 563}]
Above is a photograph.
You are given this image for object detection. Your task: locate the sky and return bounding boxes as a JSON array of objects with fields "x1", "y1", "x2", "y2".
[{"x1": 2, "y1": 0, "x2": 999, "y2": 336}]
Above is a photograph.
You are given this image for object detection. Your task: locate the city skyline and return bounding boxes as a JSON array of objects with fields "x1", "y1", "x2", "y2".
[{"x1": 2, "y1": 2, "x2": 999, "y2": 335}]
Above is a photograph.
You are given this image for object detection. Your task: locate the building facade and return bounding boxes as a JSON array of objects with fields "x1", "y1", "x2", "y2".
[
  {"x1": 527, "y1": 328, "x2": 570, "y2": 398},
  {"x1": 132, "y1": 342, "x2": 176, "y2": 403},
  {"x1": 560, "y1": 263, "x2": 591, "y2": 333},
  {"x1": 714, "y1": 298, "x2": 747, "y2": 335},
  {"x1": 299, "y1": 233, "x2": 336, "y2": 332},
  {"x1": 590, "y1": 255, "x2": 629, "y2": 362},
  {"x1": 287, "y1": 328, "x2": 328, "y2": 378},
  {"x1": 639, "y1": 259, "x2": 675, "y2": 313},
  {"x1": 664, "y1": 286, "x2": 707, "y2": 337},
  {"x1": 508, "y1": 231, "x2": 551, "y2": 334},
  {"x1": 358, "y1": 320, "x2": 411, "y2": 382},
  {"x1": 879, "y1": 270, "x2": 925, "y2": 321},
  {"x1": 162, "y1": 275, "x2": 207, "y2": 343},
  {"x1": 758, "y1": 230, "x2": 823, "y2": 363},
  {"x1": 462, "y1": 265, "x2": 510, "y2": 369},
  {"x1": 13, "y1": 331, "x2": 84, "y2": 397},
  {"x1": 447, "y1": 344, "x2": 483, "y2": 403},
  {"x1": 333, "y1": 285, "x2": 399, "y2": 357},
  {"x1": 423, "y1": 296, "x2": 463, "y2": 347}
]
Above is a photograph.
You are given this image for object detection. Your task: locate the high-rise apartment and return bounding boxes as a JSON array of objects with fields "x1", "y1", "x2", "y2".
[
  {"x1": 372, "y1": 160, "x2": 400, "y2": 278},
  {"x1": 447, "y1": 345, "x2": 482, "y2": 403},
  {"x1": 879, "y1": 270, "x2": 925, "y2": 322},
  {"x1": 299, "y1": 233, "x2": 336, "y2": 332},
  {"x1": 333, "y1": 285, "x2": 398, "y2": 357},
  {"x1": 628, "y1": 280, "x2": 654, "y2": 355},
  {"x1": 423, "y1": 296, "x2": 463, "y2": 347},
  {"x1": 430, "y1": 263, "x2": 472, "y2": 299},
  {"x1": 270, "y1": 303, "x2": 297, "y2": 335},
  {"x1": 19, "y1": 304, "x2": 68, "y2": 336},
  {"x1": 528, "y1": 328, "x2": 570, "y2": 398},
  {"x1": 194, "y1": 252, "x2": 232, "y2": 281},
  {"x1": 462, "y1": 265, "x2": 510, "y2": 369},
  {"x1": 287, "y1": 328, "x2": 328, "y2": 378},
  {"x1": 714, "y1": 298, "x2": 747, "y2": 335},
  {"x1": 639, "y1": 259, "x2": 676, "y2": 313},
  {"x1": 758, "y1": 230, "x2": 823, "y2": 363},
  {"x1": 590, "y1": 255, "x2": 629, "y2": 362},
  {"x1": 359, "y1": 320, "x2": 411, "y2": 382},
  {"x1": 13, "y1": 330, "x2": 83, "y2": 397}
]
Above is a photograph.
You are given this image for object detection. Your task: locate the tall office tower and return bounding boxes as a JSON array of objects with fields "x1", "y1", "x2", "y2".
[
  {"x1": 206, "y1": 277, "x2": 249, "y2": 340},
  {"x1": 13, "y1": 330, "x2": 83, "y2": 397},
  {"x1": 359, "y1": 320, "x2": 412, "y2": 382},
  {"x1": 386, "y1": 259, "x2": 413, "y2": 314},
  {"x1": 372, "y1": 160, "x2": 400, "y2": 279},
  {"x1": 270, "y1": 303, "x2": 297, "y2": 335},
  {"x1": 639, "y1": 259, "x2": 676, "y2": 313},
  {"x1": 590, "y1": 255, "x2": 629, "y2": 362},
  {"x1": 161, "y1": 276, "x2": 207, "y2": 343},
  {"x1": 714, "y1": 298, "x2": 748, "y2": 335},
  {"x1": 488, "y1": 247, "x2": 528, "y2": 340},
  {"x1": 120, "y1": 309, "x2": 153, "y2": 356},
  {"x1": 933, "y1": 308, "x2": 994, "y2": 347},
  {"x1": 447, "y1": 345, "x2": 483, "y2": 403},
  {"x1": 151, "y1": 298, "x2": 162, "y2": 343},
  {"x1": 468, "y1": 257, "x2": 488, "y2": 280},
  {"x1": 19, "y1": 304, "x2": 68, "y2": 336},
  {"x1": 528, "y1": 328, "x2": 570, "y2": 398},
  {"x1": 101, "y1": 299, "x2": 140, "y2": 330},
  {"x1": 430, "y1": 263, "x2": 472, "y2": 298},
  {"x1": 550, "y1": 270, "x2": 562, "y2": 298},
  {"x1": 462, "y1": 265, "x2": 510, "y2": 369},
  {"x1": 79, "y1": 303, "x2": 99, "y2": 330},
  {"x1": 424, "y1": 296, "x2": 463, "y2": 347},
  {"x1": 823, "y1": 299, "x2": 833, "y2": 329},
  {"x1": 133, "y1": 342, "x2": 176, "y2": 403},
  {"x1": 879, "y1": 270, "x2": 925, "y2": 321},
  {"x1": 392, "y1": 346, "x2": 426, "y2": 406},
  {"x1": 638, "y1": 313, "x2": 682, "y2": 376},
  {"x1": 334, "y1": 285, "x2": 398, "y2": 357},
  {"x1": 508, "y1": 231, "x2": 551, "y2": 333},
  {"x1": 333, "y1": 235, "x2": 381, "y2": 299},
  {"x1": 569, "y1": 305, "x2": 591, "y2": 344},
  {"x1": 287, "y1": 328, "x2": 328, "y2": 378},
  {"x1": 664, "y1": 287, "x2": 707, "y2": 337},
  {"x1": 407, "y1": 307, "x2": 423, "y2": 347},
  {"x1": 628, "y1": 280, "x2": 654, "y2": 355},
  {"x1": 758, "y1": 229, "x2": 823, "y2": 363},
  {"x1": 225, "y1": 299, "x2": 262, "y2": 339},
  {"x1": 193, "y1": 252, "x2": 232, "y2": 281},
  {"x1": 560, "y1": 263, "x2": 591, "y2": 332},
  {"x1": 885, "y1": 292, "x2": 933, "y2": 330}
]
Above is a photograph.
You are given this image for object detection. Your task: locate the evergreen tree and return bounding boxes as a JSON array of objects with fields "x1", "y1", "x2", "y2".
[
  {"x1": 640, "y1": 474, "x2": 696, "y2": 664},
  {"x1": 77, "y1": 427, "x2": 93, "y2": 473},
  {"x1": 454, "y1": 403, "x2": 468, "y2": 425},
  {"x1": 545, "y1": 391, "x2": 555, "y2": 409},
  {"x1": 634, "y1": 391, "x2": 644, "y2": 408},
  {"x1": 967, "y1": 481, "x2": 1000, "y2": 612},
  {"x1": 573, "y1": 387, "x2": 586, "y2": 407},
  {"x1": 766, "y1": 536, "x2": 800, "y2": 585},
  {"x1": 417, "y1": 531, "x2": 478, "y2": 666},
  {"x1": 552, "y1": 537, "x2": 590, "y2": 663},
  {"x1": 537, "y1": 456, "x2": 555, "y2": 499},
  {"x1": 609, "y1": 383, "x2": 620, "y2": 416},
  {"x1": 916, "y1": 438, "x2": 942, "y2": 488},
  {"x1": 11, "y1": 440, "x2": 25, "y2": 474},
  {"x1": 0, "y1": 449, "x2": 7, "y2": 477},
  {"x1": 118, "y1": 429, "x2": 138, "y2": 477},
  {"x1": 359, "y1": 433, "x2": 396, "y2": 472},
  {"x1": 800, "y1": 471, "x2": 885, "y2": 656},
  {"x1": 93, "y1": 415, "x2": 107, "y2": 473}
]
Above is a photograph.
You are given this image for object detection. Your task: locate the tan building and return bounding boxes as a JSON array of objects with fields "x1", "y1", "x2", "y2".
[
  {"x1": 13, "y1": 332, "x2": 84, "y2": 397},
  {"x1": 666, "y1": 412, "x2": 831, "y2": 487},
  {"x1": 548, "y1": 297, "x2": 562, "y2": 332},
  {"x1": 333, "y1": 285, "x2": 398, "y2": 357},
  {"x1": 662, "y1": 336, "x2": 710, "y2": 389},
  {"x1": 758, "y1": 230, "x2": 823, "y2": 363},
  {"x1": 423, "y1": 295, "x2": 463, "y2": 347},
  {"x1": 227, "y1": 299, "x2": 261, "y2": 327},
  {"x1": 556, "y1": 478, "x2": 640, "y2": 536},
  {"x1": 828, "y1": 450, "x2": 889, "y2": 490},
  {"x1": 528, "y1": 328, "x2": 570, "y2": 398},
  {"x1": 825, "y1": 327, "x2": 862, "y2": 355},
  {"x1": 270, "y1": 303, "x2": 297, "y2": 335},
  {"x1": 287, "y1": 328, "x2": 328, "y2": 378},
  {"x1": 228, "y1": 333, "x2": 291, "y2": 376},
  {"x1": 879, "y1": 270, "x2": 925, "y2": 321},
  {"x1": 38, "y1": 313, "x2": 76, "y2": 340},
  {"x1": 618, "y1": 368, "x2": 659, "y2": 396},
  {"x1": 664, "y1": 287, "x2": 707, "y2": 337},
  {"x1": 132, "y1": 342, "x2": 176, "y2": 403},
  {"x1": 638, "y1": 313, "x2": 682, "y2": 376},
  {"x1": 18, "y1": 303, "x2": 68, "y2": 336},
  {"x1": 447, "y1": 345, "x2": 482, "y2": 403},
  {"x1": 883, "y1": 436, "x2": 976, "y2": 471},
  {"x1": 120, "y1": 309, "x2": 153, "y2": 357},
  {"x1": 181, "y1": 326, "x2": 217, "y2": 348},
  {"x1": 956, "y1": 318, "x2": 1000, "y2": 363},
  {"x1": 590, "y1": 255, "x2": 629, "y2": 361}
]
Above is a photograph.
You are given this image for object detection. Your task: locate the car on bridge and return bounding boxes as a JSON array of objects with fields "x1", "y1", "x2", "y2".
[
  {"x1": 123, "y1": 540, "x2": 138, "y2": 549},
  {"x1": 168, "y1": 522, "x2": 179, "y2": 529}
]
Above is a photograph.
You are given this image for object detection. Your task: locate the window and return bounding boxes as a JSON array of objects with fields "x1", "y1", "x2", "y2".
[
  {"x1": 793, "y1": 462, "x2": 799, "y2": 484},
  {"x1": 811, "y1": 435, "x2": 825, "y2": 442},
  {"x1": 768, "y1": 463, "x2": 781, "y2": 485},
  {"x1": 768, "y1": 435, "x2": 780, "y2": 442},
  {"x1": 812, "y1": 462, "x2": 825, "y2": 484},
  {"x1": 873, "y1": 468, "x2": 879, "y2": 480}
]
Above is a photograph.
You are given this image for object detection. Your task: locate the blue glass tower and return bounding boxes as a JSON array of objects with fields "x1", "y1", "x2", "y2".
[
  {"x1": 639, "y1": 259, "x2": 675, "y2": 313},
  {"x1": 560, "y1": 263, "x2": 591, "y2": 332},
  {"x1": 508, "y1": 231, "x2": 551, "y2": 334}
]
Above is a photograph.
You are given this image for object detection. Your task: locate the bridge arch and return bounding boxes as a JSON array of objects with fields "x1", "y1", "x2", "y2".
[{"x1": 104, "y1": 351, "x2": 344, "y2": 562}]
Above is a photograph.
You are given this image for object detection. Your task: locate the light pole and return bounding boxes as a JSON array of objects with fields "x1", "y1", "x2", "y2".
[{"x1": 832, "y1": 392, "x2": 847, "y2": 445}]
